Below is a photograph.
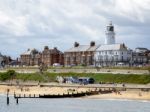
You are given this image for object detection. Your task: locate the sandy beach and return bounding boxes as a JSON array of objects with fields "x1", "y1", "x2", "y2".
[
  {"x1": 0, "y1": 85, "x2": 89, "y2": 95},
  {"x1": 86, "y1": 91, "x2": 150, "y2": 101},
  {"x1": 0, "y1": 85, "x2": 150, "y2": 101}
]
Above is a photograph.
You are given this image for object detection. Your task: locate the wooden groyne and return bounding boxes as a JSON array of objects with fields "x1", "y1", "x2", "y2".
[
  {"x1": 14, "y1": 94, "x2": 39, "y2": 99},
  {"x1": 14, "y1": 89, "x2": 110, "y2": 99}
]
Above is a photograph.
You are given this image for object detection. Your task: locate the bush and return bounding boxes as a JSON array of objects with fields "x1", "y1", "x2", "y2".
[
  {"x1": 0, "y1": 73, "x2": 10, "y2": 81},
  {"x1": 0, "y1": 70, "x2": 16, "y2": 81},
  {"x1": 6, "y1": 70, "x2": 16, "y2": 77}
]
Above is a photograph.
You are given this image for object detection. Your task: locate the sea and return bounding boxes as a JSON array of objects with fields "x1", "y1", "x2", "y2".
[{"x1": 0, "y1": 94, "x2": 150, "y2": 112}]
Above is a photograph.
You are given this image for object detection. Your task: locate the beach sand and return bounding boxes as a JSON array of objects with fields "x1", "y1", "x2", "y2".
[
  {"x1": 0, "y1": 85, "x2": 89, "y2": 95},
  {"x1": 0, "y1": 85, "x2": 150, "y2": 100},
  {"x1": 86, "y1": 91, "x2": 150, "y2": 100}
]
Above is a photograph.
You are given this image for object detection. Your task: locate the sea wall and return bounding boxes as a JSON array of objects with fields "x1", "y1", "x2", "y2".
[{"x1": 0, "y1": 68, "x2": 149, "y2": 74}]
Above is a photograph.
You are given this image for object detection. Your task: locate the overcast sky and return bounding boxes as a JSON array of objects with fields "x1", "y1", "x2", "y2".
[{"x1": 0, "y1": 0, "x2": 150, "y2": 58}]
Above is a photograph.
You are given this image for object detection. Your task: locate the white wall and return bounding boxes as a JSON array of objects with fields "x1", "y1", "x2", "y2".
[{"x1": 94, "y1": 49, "x2": 132, "y2": 66}]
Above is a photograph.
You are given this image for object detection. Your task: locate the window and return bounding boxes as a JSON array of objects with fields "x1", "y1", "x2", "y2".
[{"x1": 109, "y1": 51, "x2": 112, "y2": 55}]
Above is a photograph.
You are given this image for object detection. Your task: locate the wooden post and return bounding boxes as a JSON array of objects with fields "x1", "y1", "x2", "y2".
[
  {"x1": 16, "y1": 98, "x2": 18, "y2": 104},
  {"x1": 7, "y1": 96, "x2": 9, "y2": 105},
  {"x1": 7, "y1": 89, "x2": 10, "y2": 105}
]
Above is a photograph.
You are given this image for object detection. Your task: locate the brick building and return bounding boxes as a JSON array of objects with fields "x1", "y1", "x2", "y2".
[
  {"x1": 64, "y1": 41, "x2": 99, "y2": 66},
  {"x1": 20, "y1": 46, "x2": 64, "y2": 66},
  {"x1": 41, "y1": 46, "x2": 64, "y2": 66},
  {"x1": 20, "y1": 49, "x2": 41, "y2": 66}
]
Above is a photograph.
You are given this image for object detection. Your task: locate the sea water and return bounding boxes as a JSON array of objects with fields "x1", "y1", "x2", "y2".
[{"x1": 0, "y1": 94, "x2": 150, "y2": 112}]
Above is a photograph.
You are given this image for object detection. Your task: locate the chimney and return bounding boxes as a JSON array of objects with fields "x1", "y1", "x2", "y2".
[
  {"x1": 74, "y1": 42, "x2": 79, "y2": 47},
  {"x1": 90, "y1": 41, "x2": 95, "y2": 47},
  {"x1": 54, "y1": 47, "x2": 57, "y2": 50},
  {"x1": 44, "y1": 46, "x2": 49, "y2": 50}
]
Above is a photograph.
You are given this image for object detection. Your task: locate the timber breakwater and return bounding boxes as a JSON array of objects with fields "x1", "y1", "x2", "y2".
[{"x1": 14, "y1": 89, "x2": 112, "y2": 99}]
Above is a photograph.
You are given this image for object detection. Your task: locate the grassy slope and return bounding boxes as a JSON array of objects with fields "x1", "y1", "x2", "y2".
[
  {"x1": 0, "y1": 71, "x2": 150, "y2": 84},
  {"x1": 11, "y1": 72, "x2": 150, "y2": 84}
]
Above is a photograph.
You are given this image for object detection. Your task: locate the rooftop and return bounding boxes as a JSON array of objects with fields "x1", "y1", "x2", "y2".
[
  {"x1": 65, "y1": 45, "x2": 99, "y2": 52},
  {"x1": 96, "y1": 43, "x2": 127, "y2": 51}
]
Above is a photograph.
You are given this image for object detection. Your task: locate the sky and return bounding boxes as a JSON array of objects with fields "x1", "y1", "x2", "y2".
[{"x1": 0, "y1": 0, "x2": 150, "y2": 58}]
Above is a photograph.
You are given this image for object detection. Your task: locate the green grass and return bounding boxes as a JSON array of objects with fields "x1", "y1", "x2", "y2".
[
  {"x1": 45, "y1": 73, "x2": 150, "y2": 84},
  {"x1": 0, "y1": 72, "x2": 150, "y2": 84},
  {"x1": 16, "y1": 73, "x2": 46, "y2": 82}
]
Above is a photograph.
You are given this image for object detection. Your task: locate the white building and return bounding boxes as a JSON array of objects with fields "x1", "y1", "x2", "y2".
[{"x1": 94, "y1": 22, "x2": 132, "y2": 67}]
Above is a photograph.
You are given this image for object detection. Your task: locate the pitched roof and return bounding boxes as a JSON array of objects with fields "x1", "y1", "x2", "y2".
[
  {"x1": 96, "y1": 44, "x2": 127, "y2": 51},
  {"x1": 65, "y1": 45, "x2": 99, "y2": 52},
  {"x1": 135, "y1": 47, "x2": 149, "y2": 51},
  {"x1": 21, "y1": 49, "x2": 38, "y2": 55},
  {"x1": 87, "y1": 45, "x2": 100, "y2": 51},
  {"x1": 66, "y1": 45, "x2": 89, "y2": 52},
  {"x1": 21, "y1": 50, "x2": 32, "y2": 55}
]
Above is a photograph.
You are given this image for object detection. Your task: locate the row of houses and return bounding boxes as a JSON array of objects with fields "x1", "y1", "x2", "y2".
[
  {"x1": 20, "y1": 46, "x2": 64, "y2": 66},
  {"x1": 64, "y1": 43, "x2": 150, "y2": 67},
  {"x1": 64, "y1": 22, "x2": 150, "y2": 67},
  {"x1": 3, "y1": 22, "x2": 150, "y2": 67},
  {"x1": 64, "y1": 41, "x2": 98, "y2": 66}
]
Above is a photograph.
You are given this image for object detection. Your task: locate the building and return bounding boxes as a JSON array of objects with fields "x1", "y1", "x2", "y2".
[
  {"x1": 2, "y1": 56, "x2": 12, "y2": 66},
  {"x1": 20, "y1": 49, "x2": 41, "y2": 66},
  {"x1": 56, "y1": 76, "x2": 95, "y2": 84},
  {"x1": 20, "y1": 46, "x2": 64, "y2": 66},
  {"x1": 132, "y1": 47, "x2": 149, "y2": 65},
  {"x1": 95, "y1": 44, "x2": 132, "y2": 66},
  {"x1": 64, "y1": 21, "x2": 132, "y2": 67},
  {"x1": 0, "y1": 53, "x2": 13, "y2": 67},
  {"x1": 94, "y1": 22, "x2": 132, "y2": 67},
  {"x1": 105, "y1": 21, "x2": 115, "y2": 44},
  {"x1": 135, "y1": 47, "x2": 149, "y2": 53},
  {"x1": 0, "y1": 53, "x2": 3, "y2": 68},
  {"x1": 9, "y1": 58, "x2": 21, "y2": 66},
  {"x1": 64, "y1": 41, "x2": 99, "y2": 66},
  {"x1": 41, "y1": 46, "x2": 64, "y2": 66}
]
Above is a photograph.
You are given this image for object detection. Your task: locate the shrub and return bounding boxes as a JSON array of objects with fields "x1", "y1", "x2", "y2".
[
  {"x1": 0, "y1": 73, "x2": 10, "y2": 81},
  {"x1": 0, "y1": 70, "x2": 16, "y2": 81},
  {"x1": 6, "y1": 70, "x2": 16, "y2": 77}
]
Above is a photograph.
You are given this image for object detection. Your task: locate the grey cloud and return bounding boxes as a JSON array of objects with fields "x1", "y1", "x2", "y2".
[{"x1": 0, "y1": 0, "x2": 150, "y2": 58}]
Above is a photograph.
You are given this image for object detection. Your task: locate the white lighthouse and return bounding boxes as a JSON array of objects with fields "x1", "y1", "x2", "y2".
[{"x1": 105, "y1": 21, "x2": 115, "y2": 44}]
